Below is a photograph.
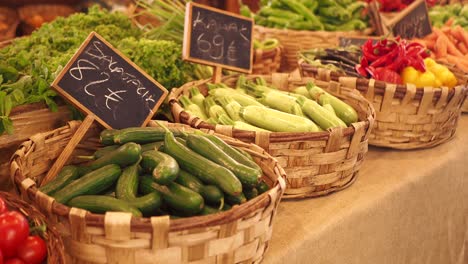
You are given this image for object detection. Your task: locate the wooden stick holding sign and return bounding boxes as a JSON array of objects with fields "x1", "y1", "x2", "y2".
[
  {"x1": 182, "y1": 2, "x2": 254, "y2": 83},
  {"x1": 42, "y1": 32, "x2": 168, "y2": 185}
]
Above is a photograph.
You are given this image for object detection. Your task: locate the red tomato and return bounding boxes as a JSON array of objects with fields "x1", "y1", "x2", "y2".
[
  {"x1": 0, "y1": 248, "x2": 3, "y2": 264},
  {"x1": 16, "y1": 236, "x2": 47, "y2": 264},
  {"x1": 0, "y1": 197, "x2": 7, "y2": 215},
  {"x1": 0, "y1": 211, "x2": 29, "y2": 258},
  {"x1": 4, "y1": 258, "x2": 25, "y2": 264}
]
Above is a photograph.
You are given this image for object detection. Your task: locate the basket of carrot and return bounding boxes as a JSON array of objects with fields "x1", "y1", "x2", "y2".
[
  {"x1": 240, "y1": 0, "x2": 372, "y2": 72},
  {"x1": 299, "y1": 37, "x2": 468, "y2": 149},
  {"x1": 168, "y1": 73, "x2": 375, "y2": 198}
]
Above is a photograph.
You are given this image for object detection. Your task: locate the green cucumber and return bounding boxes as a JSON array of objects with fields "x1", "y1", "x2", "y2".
[
  {"x1": 201, "y1": 133, "x2": 261, "y2": 173},
  {"x1": 99, "y1": 129, "x2": 119, "y2": 146},
  {"x1": 162, "y1": 130, "x2": 242, "y2": 196},
  {"x1": 244, "y1": 188, "x2": 258, "y2": 200},
  {"x1": 68, "y1": 195, "x2": 142, "y2": 217},
  {"x1": 126, "y1": 192, "x2": 162, "y2": 216},
  {"x1": 175, "y1": 170, "x2": 224, "y2": 206},
  {"x1": 81, "y1": 142, "x2": 141, "y2": 174},
  {"x1": 93, "y1": 145, "x2": 119, "y2": 159},
  {"x1": 141, "y1": 141, "x2": 165, "y2": 152},
  {"x1": 257, "y1": 180, "x2": 269, "y2": 194},
  {"x1": 115, "y1": 161, "x2": 140, "y2": 200},
  {"x1": 139, "y1": 176, "x2": 204, "y2": 216},
  {"x1": 112, "y1": 127, "x2": 185, "y2": 144},
  {"x1": 39, "y1": 165, "x2": 80, "y2": 195},
  {"x1": 52, "y1": 164, "x2": 121, "y2": 204},
  {"x1": 200, "y1": 205, "x2": 220, "y2": 215},
  {"x1": 225, "y1": 192, "x2": 247, "y2": 205},
  {"x1": 141, "y1": 150, "x2": 179, "y2": 185},
  {"x1": 186, "y1": 134, "x2": 260, "y2": 187}
]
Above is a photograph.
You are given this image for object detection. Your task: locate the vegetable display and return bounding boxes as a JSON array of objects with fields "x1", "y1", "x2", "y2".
[
  {"x1": 363, "y1": 0, "x2": 437, "y2": 12},
  {"x1": 0, "y1": 6, "x2": 204, "y2": 135},
  {"x1": 179, "y1": 76, "x2": 358, "y2": 133},
  {"x1": 300, "y1": 46, "x2": 362, "y2": 77},
  {"x1": 0, "y1": 197, "x2": 47, "y2": 264},
  {"x1": 429, "y1": 4, "x2": 468, "y2": 30},
  {"x1": 40, "y1": 126, "x2": 270, "y2": 218},
  {"x1": 248, "y1": 0, "x2": 369, "y2": 31}
]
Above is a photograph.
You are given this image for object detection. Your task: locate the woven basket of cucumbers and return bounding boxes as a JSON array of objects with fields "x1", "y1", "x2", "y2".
[
  {"x1": 10, "y1": 121, "x2": 286, "y2": 264},
  {"x1": 298, "y1": 43, "x2": 468, "y2": 149},
  {"x1": 169, "y1": 73, "x2": 375, "y2": 198},
  {"x1": 252, "y1": 38, "x2": 282, "y2": 75}
]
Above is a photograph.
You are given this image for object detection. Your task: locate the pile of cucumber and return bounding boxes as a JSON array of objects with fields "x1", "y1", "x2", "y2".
[
  {"x1": 180, "y1": 76, "x2": 358, "y2": 133},
  {"x1": 39, "y1": 126, "x2": 269, "y2": 218}
]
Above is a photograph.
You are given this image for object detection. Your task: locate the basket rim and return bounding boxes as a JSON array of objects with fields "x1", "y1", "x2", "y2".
[
  {"x1": 168, "y1": 73, "x2": 376, "y2": 143},
  {"x1": 11, "y1": 121, "x2": 287, "y2": 233},
  {"x1": 298, "y1": 59, "x2": 468, "y2": 101}
]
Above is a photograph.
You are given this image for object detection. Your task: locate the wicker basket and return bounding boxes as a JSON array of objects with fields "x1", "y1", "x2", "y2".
[
  {"x1": 0, "y1": 191, "x2": 66, "y2": 263},
  {"x1": 169, "y1": 73, "x2": 375, "y2": 198},
  {"x1": 253, "y1": 25, "x2": 372, "y2": 72},
  {"x1": 252, "y1": 45, "x2": 282, "y2": 75},
  {"x1": 299, "y1": 61, "x2": 468, "y2": 149},
  {"x1": 10, "y1": 121, "x2": 286, "y2": 264},
  {"x1": 0, "y1": 102, "x2": 72, "y2": 192},
  {"x1": 0, "y1": 7, "x2": 19, "y2": 41},
  {"x1": 18, "y1": 4, "x2": 76, "y2": 35}
]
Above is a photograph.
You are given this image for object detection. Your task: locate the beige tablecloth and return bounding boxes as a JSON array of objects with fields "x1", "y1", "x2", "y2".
[{"x1": 264, "y1": 116, "x2": 468, "y2": 264}]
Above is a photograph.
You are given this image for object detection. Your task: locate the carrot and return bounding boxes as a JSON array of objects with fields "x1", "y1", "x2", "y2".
[
  {"x1": 444, "y1": 18, "x2": 454, "y2": 27},
  {"x1": 434, "y1": 35, "x2": 448, "y2": 58},
  {"x1": 440, "y1": 32, "x2": 464, "y2": 57},
  {"x1": 447, "y1": 55, "x2": 468, "y2": 72},
  {"x1": 457, "y1": 42, "x2": 468, "y2": 54}
]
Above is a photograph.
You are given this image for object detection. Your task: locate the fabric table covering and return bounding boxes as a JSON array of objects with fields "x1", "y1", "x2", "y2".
[{"x1": 263, "y1": 116, "x2": 468, "y2": 264}]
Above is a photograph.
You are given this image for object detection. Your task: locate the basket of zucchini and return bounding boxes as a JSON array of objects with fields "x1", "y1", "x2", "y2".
[
  {"x1": 252, "y1": 38, "x2": 283, "y2": 75},
  {"x1": 10, "y1": 121, "x2": 286, "y2": 264},
  {"x1": 243, "y1": 0, "x2": 373, "y2": 71},
  {"x1": 169, "y1": 73, "x2": 375, "y2": 198}
]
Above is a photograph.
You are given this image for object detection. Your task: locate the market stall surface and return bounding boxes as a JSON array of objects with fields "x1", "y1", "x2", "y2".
[{"x1": 264, "y1": 116, "x2": 468, "y2": 264}]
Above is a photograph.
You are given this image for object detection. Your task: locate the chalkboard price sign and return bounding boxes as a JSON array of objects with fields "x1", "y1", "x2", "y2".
[
  {"x1": 390, "y1": 0, "x2": 432, "y2": 39},
  {"x1": 52, "y1": 32, "x2": 168, "y2": 129},
  {"x1": 182, "y1": 2, "x2": 254, "y2": 73}
]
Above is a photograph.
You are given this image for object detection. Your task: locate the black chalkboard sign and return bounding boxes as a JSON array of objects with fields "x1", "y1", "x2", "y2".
[
  {"x1": 52, "y1": 32, "x2": 168, "y2": 129},
  {"x1": 390, "y1": 0, "x2": 432, "y2": 39},
  {"x1": 182, "y1": 2, "x2": 254, "y2": 73}
]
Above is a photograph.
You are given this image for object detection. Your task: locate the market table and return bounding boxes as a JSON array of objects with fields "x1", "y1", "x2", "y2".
[{"x1": 263, "y1": 115, "x2": 468, "y2": 264}]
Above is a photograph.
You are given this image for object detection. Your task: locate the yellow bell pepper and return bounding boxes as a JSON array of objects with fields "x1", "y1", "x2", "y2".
[{"x1": 401, "y1": 59, "x2": 458, "y2": 89}]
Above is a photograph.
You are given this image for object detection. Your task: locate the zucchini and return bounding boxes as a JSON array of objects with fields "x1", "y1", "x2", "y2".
[
  {"x1": 81, "y1": 142, "x2": 141, "y2": 174},
  {"x1": 68, "y1": 195, "x2": 142, "y2": 217},
  {"x1": 186, "y1": 134, "x2": 260, "y2": 187},
  {"x1": 99, "y1": 129, "x2": 119, "y2": 146},
  {"x1": 126, "y1": 192, "x2": 162, "y2": 216},
  {"x1": 39, "y1": 165, "x2": 80, "y2": 195},
  {"x1": 141, "y1": 150, "x2": 179, "y2": 185},
  {"x1": 201, "y1": 133, "x2": 261, "y2": 172},
  {"x1": 175, "y1": 170, "x2": 224, "y2": 206},
  {"x1": 225, "y1": 192, "x2": 247, "y2": 205},
  {"x1": 52, "y1": 164, "x2": 121, "y2": 204},
  {"x1": 139, "y1": 176, "x2": 204, "y2": 216},
  {"x1": 112, "y1": 127, "x2": 185, "y2": 144},
  {"x1": 115, "y1": 161, "x2": 140, "y2": 200},
  {"x1": 162, "y1": 130, "x2": 242, "y2": 196}
]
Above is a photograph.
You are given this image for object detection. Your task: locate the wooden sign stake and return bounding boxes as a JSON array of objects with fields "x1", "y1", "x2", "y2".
[
  {"x1": 212, "y1": 66, "x2": 223, "y2": 84},
  {"x1": 42, "y1": 115, "x2": 95, "y2": 186}
]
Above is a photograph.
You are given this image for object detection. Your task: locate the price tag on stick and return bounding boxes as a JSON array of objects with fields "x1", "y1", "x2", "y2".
[
  {"x1": 42, "y1": 32, "x2": 168, "y2": 185},
  {"x1": 182, "y1": 2, "x2": 254, "y2": 83}
]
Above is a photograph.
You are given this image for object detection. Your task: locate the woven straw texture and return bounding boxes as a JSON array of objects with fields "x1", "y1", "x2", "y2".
[
  {"x1": 10, "y1": 121, "x2": 286, "y2": 264},
  {"x1": 299, "y1": 61, "x2": 468, "y2": 149},
  {"x1": 0, "y1": 191, "x2": 66, "y2": 263},
  {"x1": 253, "y1": 25, "x2": 371, "y2": 72},
  {"x1": 252, "y1": 46, "x2": 282, "y2": 75},
  {"x1": 169, "y1": 73, "x2": 375, "y2": 198},
  {"x1": 0, "y1": 103, "x2": 72, "y2": 191}
]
